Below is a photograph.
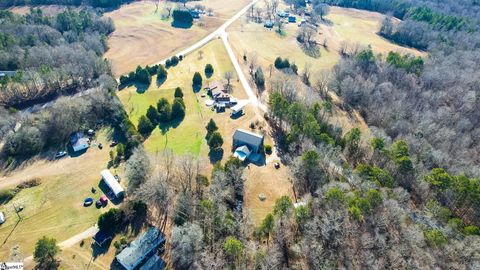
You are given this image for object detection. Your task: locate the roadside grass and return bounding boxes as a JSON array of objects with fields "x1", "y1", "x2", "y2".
[
  {"x1": 0, "y1": 129, "x2": 118, "y2": 260},
  {"x1": 118, "y1": 39, "x2": 248, "y2": 157}
]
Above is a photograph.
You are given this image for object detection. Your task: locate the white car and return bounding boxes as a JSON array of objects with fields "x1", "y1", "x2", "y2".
[
  {"x1": 0, "y1": 212, "x2": 5, "y2": 224},
  {"x1": 54, "y1": 151, "x2": 67, "y2": 159}
]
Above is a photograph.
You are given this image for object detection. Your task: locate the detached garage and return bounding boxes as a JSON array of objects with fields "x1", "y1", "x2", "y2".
[{"x1": 101, "y1": 170, "x2": 125, "y2": 199}]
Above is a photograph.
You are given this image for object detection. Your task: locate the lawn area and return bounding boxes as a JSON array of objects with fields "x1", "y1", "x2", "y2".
[
  {"x1": 104, "y1": 0, "x2": 251, "y2": 77},
  {"x1": 227, "y1": 6, "x2": 425, "y2": 75},
  {"x1": 0, "y1": 129, "x2": 119, "y2": 261},
  {"x1": 118, "y1": 39, "x2": 248, "y2": 157}
]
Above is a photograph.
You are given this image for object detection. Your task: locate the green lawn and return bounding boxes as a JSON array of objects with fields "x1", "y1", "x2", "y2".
[
  {"x1": 0, "y1": 129, "x2": 115, "y2": 260},
  {"x1": 118, "y1": 39, "x2": 245, "y2": 156}
]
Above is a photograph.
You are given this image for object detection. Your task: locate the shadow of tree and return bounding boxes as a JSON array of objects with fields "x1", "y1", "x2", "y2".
[
  {"x1": 205, "y1": 72, "x2": 213, "y2": 79},
  {"x1": 159, "y1": 117, "x2": 183, "y2": 135},
  {"x1": 299, "y1": 43, "x2": 321, "y2": 58},
  {"x1": 192, "y1": 84, "x2": 202, "y2": 93},
  {"x1": 171, "y1": 21, "x2": 193, "y2": 29},
  {"x1": 156, "y1": 77, "x2": 167, "y2": 87}
]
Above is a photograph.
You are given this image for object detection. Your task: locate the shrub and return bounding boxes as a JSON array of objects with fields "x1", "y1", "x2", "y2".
[
  {"x1": 424, "y1": 229, "x2": 447, "y2": 247},
  {"x1": 464, "y1": 225, "x2": 480, "y2": 235},
  {"x1": 171, "y1": 56, "x2": 179, "y2": 66},
  {"x1": 264, "y1": 144, "x2": 272, "y2": 155},
  {"x1": 113, "y1": 241, "x2": 121, "y2": 249},
  {"x1": 146, "y1": 105, "x2": 160, "y2": 125},
  {"x1": 97, "y1": 208, "x2": 124, "y2": 233},
  {"x1": 174, "y1": 87, "x2": 184, "y2": 98},
  {"x1": 157, "y1": 98, "x2": 171, "y2": 122},
  {"x1": 192, "y1": 72, "x2": 203, "y2": 86},
  {"x1": 205, "y1": 63, "x2": 214, "y2": 75},
  {"x1": 254, "y1": 67, "x2": 265, "y2": 87},
  {"x1": 208, "y1": 131, "x2": 223, "y2": 150}
]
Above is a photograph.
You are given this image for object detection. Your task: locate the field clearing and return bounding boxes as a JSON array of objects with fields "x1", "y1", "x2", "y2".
[
  {"x1": 105, "y1": 0, "x2": 250, "y2": 77},
  {"x1": 118, "y1": 39, "x2": 250, "y2": 159},
  {"x1": 0, "y1": 129, "x2": 119, "y2": 261},
  {"x1": 228, "y1": 6, "x2": 425, "y2": 75}
]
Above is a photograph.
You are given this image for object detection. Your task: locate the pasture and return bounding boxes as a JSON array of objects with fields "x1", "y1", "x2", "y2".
[{"x1": 0, "y1": 129, "x2": 118, "y2": 261}]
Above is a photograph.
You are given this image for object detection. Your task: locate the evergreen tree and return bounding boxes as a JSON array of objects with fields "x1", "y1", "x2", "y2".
[
  {"x1": 192, "y1": 72, "x2": 203, "y2": 86},
  {"x1": 157, "y1": 98, "x2": 171, "y2": 122},
  {"x1": 137, "y1": 115, "x2": 154, "y2": 136}
]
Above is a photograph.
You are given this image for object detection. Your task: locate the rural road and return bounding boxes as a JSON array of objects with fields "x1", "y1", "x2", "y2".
[
  {"x1": 153, "y1": 0, "x2": 259, "y2": 66},
  {"x1": 23, "y1": 225, "x2": 98, "y2": 264}
]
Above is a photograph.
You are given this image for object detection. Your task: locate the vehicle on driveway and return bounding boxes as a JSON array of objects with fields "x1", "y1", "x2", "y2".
[
  {"x1": 96, "y1": 195, "x2": 108, "y2": 208},
  {"x1": 54, "y1": 151, "x2": 67, "y2": 159}
]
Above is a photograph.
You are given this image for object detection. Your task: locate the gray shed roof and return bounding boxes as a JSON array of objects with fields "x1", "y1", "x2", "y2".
[
  {"x1": 233, "y1": 129, "x2": 264, "y2": 147},
  {"x1": 116, "y1": 228, "x2": 165, "y2": 270},
  {"x1": 139, "y1": 254, "x2": 165, "y2": 270}
]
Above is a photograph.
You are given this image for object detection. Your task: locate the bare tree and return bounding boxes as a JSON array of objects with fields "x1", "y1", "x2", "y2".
[
  {"x1": 198, "y1": 50, "x2": 204, "y2": 60},
  {"x1": 126, "y1": 147, "x2": 152, "y2": 194},
  {"x1": 248, "y1": 51, "x2": 258, "y2": 76},
  {"x1": 223, "y1": 71, "x2": 234, "y2": 91}
]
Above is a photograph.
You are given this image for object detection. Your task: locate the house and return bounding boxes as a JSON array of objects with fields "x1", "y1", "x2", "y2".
[
  {"x1": 232, "y1": 129, "x2": 264, "y2": 161},
  {"x1": 139, "y1": 254, "x2": 166, "y2": 270},
  {"x1": 190, "y1": 10, "x2": 200, "y2": 19},
  {"x1": 288, "y1": 16, "x2": 297, "y2": 23},
  {"x1": 70, "y1": 132, "x2": 89, "y2": 152},
  {"x1": 93, "y1": 230, "x2": 112, "y2": 247},
  {"x1": 0, "y1": 71, "x2": 16, "y2": 78},
  {"x1": 101, "y1": 169, "x2": 125, "y2": 199},
  {"x1": 116, "y1": 228, "x2": 165, "y2": 270}
]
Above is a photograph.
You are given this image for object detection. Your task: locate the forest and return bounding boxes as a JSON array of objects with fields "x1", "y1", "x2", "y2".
[{"x1": 0, "y1": 0, "x2": 133, "y2": 9}]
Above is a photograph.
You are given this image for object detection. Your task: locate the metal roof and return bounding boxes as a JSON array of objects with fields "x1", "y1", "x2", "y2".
[
  {"x1": 139, "y1": 254, "x2": 165, "y2": 270},
  {"x1": 101, "y1": 170, "x2": 124, "y2": 198},
  {"x1": 233, "y1": 129, "x2": 264, "y2": 147},
  {"x1": 116, "y1": 228, "x2": 165, "y2": 270}
]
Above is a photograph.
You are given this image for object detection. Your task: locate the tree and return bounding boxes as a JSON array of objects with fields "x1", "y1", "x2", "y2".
[
  {"x1": 204, "y1": 63, "x2": 214, "y2": 75},
  {"x1": 171, "y1": 98, "x2": 186, "y2": 120},
  {"x1": 126, "y1": 147, "x2": 151, "y2": 193},
  {"x1": 146, "y1": 105, "x2": 160, "y2": 125},
  {"x1": 137, "y1": 115, "x2": 154, "y2": 137},
  {"x1": 254, "y1": 67, "x2": 265, "y2": 87},
  {"x1": 172, "y1": 9, "x2": 193, "y2": 25},
  {"x1": 208, "y1": 131, "x2": 223, "y2": 150},
  {"x1": 258, "y1": 213, "x2": 274, "y2": 246},
  {"x1": 34, "y1": 236, "x2": 60, "y2": 270},
  {"x1": 224, "y1": 236, "x2": 244, "y2": 265},
  {"x1": 171, "y1": 223, "x2": 203, "y2": 269},
  {"x1": 173, "y1": 191, "x2": 193, "y2": 226},
  {"x1": 223, "y1": 71, "x2": 234, "y2": 89},
  {"x1": 205, "y1": 118, "x2": 218, "y2": 140},
  {"x1": 157, "y1": 64, "x2": 168, "y2": 80},
  {"x1": 312, "y1": 1, "x2": 330, "y2": 20},
  {"x1": 273, "y1": 195, "x2": 293, "y2": 216},
  {"x1": 424, "y1": 229, "x2": 447, "y2": 247},
  {"x1": 157, "y1": 98, "x2": 171, "y2": 122},
  {"x1": 174, "y1": 87, "x2": 184, "y2": 98},
  {"x1": 97, "y1": 208, "x2": 124, "y2": 233},
  {"x1": 135, "y1": 66, "x2": 151, "y2": 85},
  {"x1": 192, "y1": 72, "x2": 203, "y2": 86}
]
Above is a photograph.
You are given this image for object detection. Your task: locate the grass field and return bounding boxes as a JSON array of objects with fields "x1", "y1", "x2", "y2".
[
  {"x1": 118, "y1": 39, "x2": 251, "y2": 158},
  {"x1": 0, "y1": 129, "x2": 119, "y2": 261},
  {"x1": 105, "y1": 0, "x2": 250, "y2": 77},
  {"x1": 227, "y1": 6, "x2": 425, "y2": 75}
]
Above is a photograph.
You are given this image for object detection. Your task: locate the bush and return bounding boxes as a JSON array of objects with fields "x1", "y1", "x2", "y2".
[
  {"x1": 174, "y1": 87, "x2": 184, "y2": 98},
  {"x1": 113, "y1": 241, "x2": 121, "y2": 249},
  {"x1": 165, "y1": 59, "x2": 172, "y2": 67},
  {"x1": 135, "y1": 66, "x2": 151, "y2": 85},
  {"x1": 205, "y1": 63, "x2": 214, "y2": 75},
  {"x1": 171, "y1": 98, "x2": 186, "y2": 120},
  {"x1": 424, "y1": 229, "x2": 447, "y2": 247},
  {"x1": 254, "y1": 67, "x2": 265, "y2": 87},
  {"x1": 264, "y1": 144, "x2": 272, "y2": 155},
  {"x1": 192, "y1": 72, "x2": 203, "y2": 86},
  {"x1": 146, "y1": 105, "x2": 160, "y2": 125},
  {"x1": 464, "y1": 225, "x2": 480, "y2": 235},
  {"x1": 157, "y1": 98, "x2": 171, "y2": 122},
  {"x1": 171, "y1": 56, "x2": 179, "y2": 66}
]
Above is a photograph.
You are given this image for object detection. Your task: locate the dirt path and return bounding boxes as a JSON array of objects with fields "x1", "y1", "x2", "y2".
[{"x1": 23, "y1": 226, "x2": 99, "y2": 265}]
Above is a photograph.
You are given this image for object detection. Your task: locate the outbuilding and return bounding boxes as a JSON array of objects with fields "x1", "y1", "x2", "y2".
[
  {"x1": 101, "y1": 170, "x2": 125, "y2": 199},
  {"x1": 70, "y1": 132, "x2": 89, "y2": 152}
]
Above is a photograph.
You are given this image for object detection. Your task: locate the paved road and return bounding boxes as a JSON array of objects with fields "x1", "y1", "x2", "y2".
[
  {"x1": 152, "y1": 0, "x2": 260, "y2": 67},
  {"x1": 23, "y1": 225, "x2": 98, "y2": 264}
]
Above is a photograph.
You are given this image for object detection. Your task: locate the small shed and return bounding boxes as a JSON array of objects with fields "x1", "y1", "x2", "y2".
[
  {"x1": 231, "y1": 102, "x2": 245, "y2": 116},
  {"x1": 101, "y1": 170, "x2": 125, "y2": 199}
]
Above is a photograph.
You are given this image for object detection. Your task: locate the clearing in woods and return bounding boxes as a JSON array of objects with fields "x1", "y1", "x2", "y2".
[
  {"x1": 0, "y1": 129, "x2": 118, "y2": 261},
  {"x1": 104, "y1": 0, "x2": 251, "y2": 77},
  {"x1": 227, "y1": 6, "x2": 425, "y2": 75}
]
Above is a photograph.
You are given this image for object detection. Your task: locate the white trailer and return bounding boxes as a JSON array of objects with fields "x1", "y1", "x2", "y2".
[{"x1": 101, "y1": 170, "x2": 125, "y2": 198}]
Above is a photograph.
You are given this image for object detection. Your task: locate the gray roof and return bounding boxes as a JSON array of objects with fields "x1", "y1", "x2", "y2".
[
  {"x1": 139, "y1": 254, "x2": 165, "y2": 270},
  {"x1": 0, "y1": 71, "x2": 16, "y2": 77},
  {"x1": 116, "y1": 228, "x2": 165, "y2": 270},
  {"x1": 233, "y1": 129, "x2": 264, "y2": 147}
]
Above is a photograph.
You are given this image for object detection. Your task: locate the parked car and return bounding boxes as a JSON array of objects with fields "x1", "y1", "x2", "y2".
[
  {"x1": 84, "y1": 198, "x2": 94, "y2": 207},
  {"x1": 114, "y1": 175, "x2": 121, "y2": 182},
  {"x1": 54, "y1": 151, "x2": 67, "y2": 159},
  {"x1": 110, "y1": 141, "x2": 118, "y2": 147},
  {"x1": 274, "y1": 162, "x2": 281, "y2": 169},
  {"x1": 0, "y1": 212, "x2": 5, "y2": 224}
]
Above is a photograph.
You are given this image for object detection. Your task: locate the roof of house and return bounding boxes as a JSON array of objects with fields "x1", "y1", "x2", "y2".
[
  {"x1": 0, "y1": 71, "x2": 16, "y2": 77},
  {"x1": 72, "y1": 135, "x2": 89, "y2": 152},
  {"x1": 101, "y1": 170, "x2": 124, "y2": 198},
  {"x1": 231, "y1": 102, "x2": 246, "y2": 113},
  {"x1": 233, "y1": 145, "x2": 251, "y2": 161},
  {"x1": 139, "y1": 254, "x2": 165, "y2": 270},
  {"x1": 116, "y1": 228, "x2": 165, "y2": 270},
  {"x1": 233, "y1": 129, "x2": 264, "y2": 147}
]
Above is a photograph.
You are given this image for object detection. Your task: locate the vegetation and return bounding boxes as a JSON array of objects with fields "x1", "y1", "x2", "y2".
[
  {"x1": 192, "y1": 72, "x2": 203, "y2": 86},
  {"x1": 97, "y1": 208, "x2": 125, "y2": 234},
  {"x1": 172, "y1": 9, "x2": 193, "y2": 26},
  {"x1": 34, "y1": 236, "x2": 60, "y2": 270}
]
